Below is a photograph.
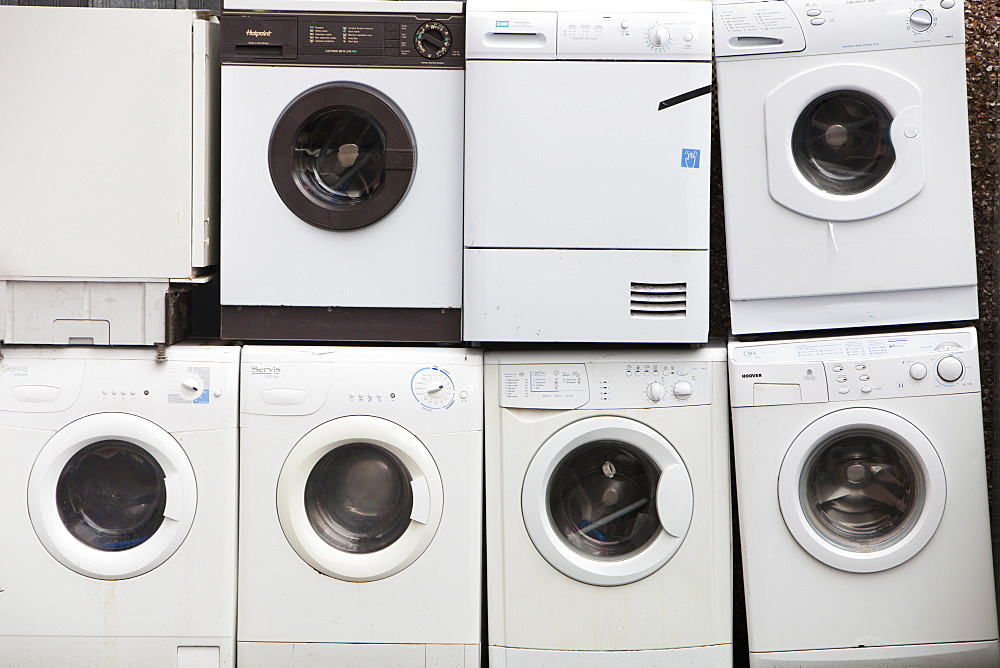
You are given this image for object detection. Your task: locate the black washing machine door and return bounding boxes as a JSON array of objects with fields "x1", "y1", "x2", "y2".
[{"x1": 269, "y1": 82, "x2": 416, "y2": 231}]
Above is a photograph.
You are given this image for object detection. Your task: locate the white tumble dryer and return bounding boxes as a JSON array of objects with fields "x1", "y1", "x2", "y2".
[
  {"x1": 220, "y1": 1, "x2": 465, "y2": 342},
  {"x1": 463, "y1": 0, "x2": 713, "y2": 343},
  {"x1": 485, "y1": 347, "x2": 731, "y2": 666},
  {"x1": 729, "y1": 328, "x2": 999, "y2": 665},
  {"x1": 237, "y1": 346, "x2": 482, "y2": 666},
  {"x1": 0, "y1": 6, "x2": 218, "y2": 346},
  {"x1": 0, "y1": 343, "x2": 239, "y2": 666},
  {"x1": 715, "y1": 0, "x2": 977, "y2": 335}
]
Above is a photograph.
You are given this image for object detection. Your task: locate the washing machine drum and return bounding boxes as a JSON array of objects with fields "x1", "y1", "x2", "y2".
[
  {"x1": 269, "y1": 82, "x2": 416, "y2": 232},
  {"x1": 27, "y1": 414, "x2": 198, "y2": 581},
  {"x1": 522, "y1": 416, "x2": 694, "y2": 587},
  {"x1": 778, "y1": 408, "x2": 946, "y2": 573},
  {"x1": 277, "y1": 416, "x2": 444, "y2": 583}
]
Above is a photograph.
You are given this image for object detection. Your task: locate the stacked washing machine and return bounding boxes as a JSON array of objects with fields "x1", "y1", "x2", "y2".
[
  {"x1": 0, "y1": 5, "x2": 244, "y2": 667},
  {"x1": 218, "y1": 1, "x2": 486, "y2": 665},
  {"x1": 462, "y1": 1, "x2": 736, "y2": 665},
  {"x1": 715, "y1": 0, "x2": 999, "y2": 664}
]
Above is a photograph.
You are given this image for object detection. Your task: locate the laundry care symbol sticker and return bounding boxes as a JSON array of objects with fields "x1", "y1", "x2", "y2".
[{"x1": 681, "y1": 149, "x2": 701, "y2": 169}]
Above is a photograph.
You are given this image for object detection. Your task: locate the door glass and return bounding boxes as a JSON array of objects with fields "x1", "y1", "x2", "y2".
[
  {"x1": 547, "y1": 440, "x2": 661, "y2": 560},
  {"x1": 293, "y1": 109, "x2": 386, "y2": 207},
  {"x1": 802, "y1": 428, "x2": 923, "y2": 551},
  {"x1": 791, "y1": 90, "x2": 895, "y2": 195},
  {"x1": 56, "y1": 440, "x2": 167, "y2": 552},
  {"x1": 305, "y1": 443, "x2": 413, "y2": 554}
]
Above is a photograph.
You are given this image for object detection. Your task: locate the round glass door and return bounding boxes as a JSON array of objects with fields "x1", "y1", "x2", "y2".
[
  {"x1": 547, "y1": 440, "x2": 661, "y2": 561},
  {"x1": 791, "y1": 90, "x2": 895, "y2": 195},
  {"x1": 522, "y1": 416, "x2": 693, "y2": 587},
  {"x1": 763, "y1": 63, "x2": 924, "y2": 221},
  {"x1": 269, "y1": 82, "x2": 416, "y2": 232},
  {"x1": 28, "y1": 413, "x2": 197, "y2": 580},
  {"x1": 277, "y1": 416, "x2": 443, "y2": 582},
  {"x1": 778, "y1": 408, "x2": 946, "y2": 573},
  {"x1": 57, "y1": 440, "x2": 168, "y2": 552},
  {"x1": 304, "y1": 443, "x2": 414, "y2": 555}
]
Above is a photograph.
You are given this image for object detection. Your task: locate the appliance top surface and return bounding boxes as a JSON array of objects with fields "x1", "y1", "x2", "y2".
[
  {"x1": 0, "y1": 342, "x2": 240, "y2": 364},
  {"x1": 466, "y1": 0, "x2": 711, "y2": 60},
  {"x1": 713, "y1": 0, "x2": 964, "y2": 59},
  {"x1": 729, "y1": 327, "x2": 977, "y2": 365},
  {"x1": 468, "y1": 0, "x2": 709, "y2": 12},
  {"x1": 728, "y1": 327, "x2": 980, "y2": 407},
  {"x1": 485, "y1": 344, "x2": 726, "y2": 366},
  {"x1": 241, "y1": 345, "x2": 480, "y2": 366},
  {"x1": 224, "y1": 0, "x2": 463, "y2": 14},
  {"x1": 489, "y1": 345, "x2": 725, "y2": 410}
]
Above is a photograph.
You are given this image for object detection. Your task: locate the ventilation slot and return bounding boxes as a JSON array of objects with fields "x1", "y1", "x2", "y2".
[{"x1": 630, "y1": 283, "x2": 687, "y2": 319}]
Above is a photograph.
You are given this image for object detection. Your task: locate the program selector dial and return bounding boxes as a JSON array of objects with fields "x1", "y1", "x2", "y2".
[
  {"x1": 909, "y1": 8, "x2": 933, "y2": 31},
  {"x1": 414, "y1": 21, "x2": 452, "y2": 59},
  {"x1": 647, "y1": 25, "x2": 670, "y2": 47},
  {"x1": 646, "y1": 382, "x2": 666, "y2": 402},
  {"x1": 672, "y1": 380, "x2": 693, "y2": 400},
  {"x1": 936, "y1": 355, "x2": 964, "y2": 382}
]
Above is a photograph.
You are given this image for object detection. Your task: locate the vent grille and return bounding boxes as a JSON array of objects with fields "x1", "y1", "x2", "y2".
[{"x1": 630, "y1": 282, "x2": 687, "y2": 319}]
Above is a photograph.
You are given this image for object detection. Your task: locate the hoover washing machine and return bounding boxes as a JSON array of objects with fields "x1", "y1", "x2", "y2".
[
  {"x1": 715, "y1": 0, "x2": 977, "y2": 335},
  {"x1": 463, "y1": 0, "x2": 712, "y2": 343},
  {"x1": 485, "y1": 348, "x2": 731, "y2": 665},
  {"x1": 0, "y1": 343, "x2": 239, "y2": 666},
  {"x1": 729, "y1": 328, "x2": 999, "y2": 665},
  {"x1": 0, "y1": 6, "x2": 218, "y2": 346},
  {"x1": 237, "y1": 346, "x2": 482, "y2": 666},
  {"x1": 220, "y1": 1, "x2": 465, "y2": 343}
]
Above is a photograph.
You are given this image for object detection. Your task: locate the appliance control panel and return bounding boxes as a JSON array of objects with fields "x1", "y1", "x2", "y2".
[
  {"x1": 499, "y1": 361, "x2": 714, "y2": 409},
  {"x1": 729, "y1": 328, "x2": 980, "y2": 407},
  {"x1": 467, "y1": 10, "x2": 710, "y2": 60},
  {"x1": 221, "y1": 11, "x2": 465, "y2": 67},
  {"x1": 714, "y1": 0, "x2": 963, "y2": 59}
]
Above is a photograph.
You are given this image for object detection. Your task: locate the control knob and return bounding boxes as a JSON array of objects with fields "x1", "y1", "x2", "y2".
[
  {"x1": 415, "y1": 21, "x2": 452, "y2": 59},
  {"x1": 647, "y1": 25, "x2": 670, "y2": 48},
  {"x1": 672, "y1": 380, "x2": 693, "y2": 400},
  {"x1": 646, "y1": 382, "x2": 666, "y2": 402},
  {"x1": 908, "y1": 362, "x2": 927, "y2": 381},
  {"x1": 936, "y1": 355, "x2": 964, "y2": 382},
  {"x1": 909, "y1": 9, "x2": 933, "y2": 31}
]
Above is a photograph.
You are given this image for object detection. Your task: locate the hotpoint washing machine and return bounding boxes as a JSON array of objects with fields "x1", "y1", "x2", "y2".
[
  {"x1": 463, "y1": 0, "x2": 713, "y2": 344},
  {"x1": 729, "y1": 328, "x2": 999, "y2": 665},
  {"x1": 237, "y1": 346, "x2": 482, "y2": 666},
  {"x1": 220, "y1": 0, "x2": 465, "y2": 343},
  {"x1": 0, "y1": 343, "x2": 240, "y2": 666},
  {"x1": 485, "y1": 347, "x2": 732, "y2": 666},
  {"x1": 715, "y1": 0, "x2": 977, "y2": 335},
  {"x1": 0, "y1": 6, "x2": 219, "y2": 347}
]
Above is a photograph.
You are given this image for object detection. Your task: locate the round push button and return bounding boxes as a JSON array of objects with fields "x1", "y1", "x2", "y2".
[{"x1": 909, "y1": 363, "x2": 927, "y2": 381}]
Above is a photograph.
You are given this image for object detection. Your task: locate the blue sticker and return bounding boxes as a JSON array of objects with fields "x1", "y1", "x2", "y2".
[
  {"x1": 496, "y1": 19, "x2": 509, "y2": 27},
  {"x1": 681, "y1": 148, "x2": 701, "y2": 169},
  {"x1": 193, "y1": 389, "x2": 210, "y2": 404}
]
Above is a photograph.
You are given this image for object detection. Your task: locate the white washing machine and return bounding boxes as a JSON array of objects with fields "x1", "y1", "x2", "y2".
[
  {"x1": 715, "y1": 0, "x2": 978, "y2": 335},
  {"x1": 220, "y1": 0, "x2": 465, "y2": 343},
  {"x1": 729, "y1": 328, "x2": 999, "y2": 665},
  {"x1": 485, "y1": 348, "x2": 731, "y2": 666},
  {"x1": 0, "y1": 343, "x2": 239, "y2": 666},
  {"x1": 237, "y1": 346, "x2": 482, "y2": 666},
  {"x1": 0, "y1": 6, "x2": 218, "y2": 346},
  {"x1": 463, "y1": 0, "x2": 712, "y2": 344}
]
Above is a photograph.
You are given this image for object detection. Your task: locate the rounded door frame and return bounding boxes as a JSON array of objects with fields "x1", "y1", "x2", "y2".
[
  {"x1": 764, "y1": 64, "x2": 925, "y2": 221},
  {"x1": 778, "y1": 407, "x2": 946, "y2": 573},
  {"x1": 521, "y1": 416, "x2": 693, "y2": 587},
  {"x1": 27, "y1": 413, "x2": 197, "y2": 581},
  {"x1": 276, "y1": 415, "x2": 443, "y2": 583},
  {"x1": 268, "y1": 81, "x2": 416, "y2": 232}
]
